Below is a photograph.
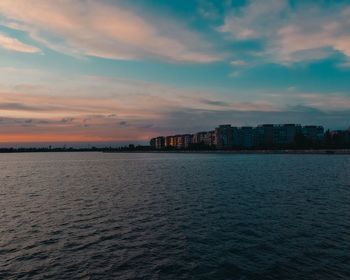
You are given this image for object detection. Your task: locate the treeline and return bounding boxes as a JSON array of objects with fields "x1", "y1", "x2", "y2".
[
  {"x1": 293, "y1": 130, "x2": 350, "y2": 149},
  {"x1": 0, "y1": 145, "x2": 152, "y2": 153},
  {"x1": 1, "y1": 130, "x2": 349, "y2": 153}
]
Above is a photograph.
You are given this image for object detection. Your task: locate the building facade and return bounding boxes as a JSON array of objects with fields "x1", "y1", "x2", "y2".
[
  {"x1": 302, "y1": 125, "x2": 324, "y2": 142},
  {"x1": 215, "y1": 125, "x2": 234, "y2": 149},
  {"x1": 273, "y1": 124, "x2": 301, "y2": 146},
  {"x1": 150, "y1": 136, "x2": 165, "y2": 149},
  {"x1": 238, "y1": 127, "x2": 254, "y2": 148},
  {"x1": 150, "y1": 123, "x2": 347, "y2": 150},
  {"x1": 255, "y1": 124, "x2": 274, "y2": 147}
]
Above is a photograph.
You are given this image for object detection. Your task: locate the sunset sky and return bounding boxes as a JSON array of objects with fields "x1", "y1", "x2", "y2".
[{"x1": 0, "y1": 0, "x2": 350, "y2": 144}]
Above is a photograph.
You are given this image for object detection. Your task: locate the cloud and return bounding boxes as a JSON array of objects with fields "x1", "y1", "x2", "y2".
[
  {"x1": 4, "y1": 102, "x2": 349, "y2": 144},
  {"x1": 338, "y1": 60, "x2": 350, "y2": 68},
  {"x1": 199, "y1": 98, "x2": 231, "y2": 107},
  {"x1": 230, "y1": 60, "x2": 248, "y2": 66},
  {"x1": 296, "y1": 94, "x2": 350, "y2": 111},
  {"x1": 60, "y1": 117, "x2": 74, "y2": 123},
  {"x1": 153, "y1": 107, "x2": 350, "y2": 136},
  {"x1": 197, "y1": 0, "x2": 220, "y2": 20},
  {"x1": 0, "y1": 68, "x2": 349, "y2": 142},
  {"x1": 220, "y1": 0, "x2": 350, "y2": 64},
  {"x1": 119, "y1": 121, "x2": 128, "y2": 127},
  {"x1": 0, "y1": 102, "x2": 46, "y2": 111},
  {"x1": 0, "y1": 33, "x2": 40, "y2": 53},
  {"x1": 0, "y1": 0, "x2": 220, "y2": 62}
]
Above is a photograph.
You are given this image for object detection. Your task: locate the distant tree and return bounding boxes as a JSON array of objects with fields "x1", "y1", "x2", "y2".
[
  {"x1": 324, "y1": 129, "x2": 332, "y2": 148},
  {"x1": 128, "y1": 144, "x2": 135, "y2": 150},
  {"x1": 294, "y1": 131, "x2": 307, "y2": 148},
  {"x1": 188, "y1": 142, "x2": 214, "y2": 151}
]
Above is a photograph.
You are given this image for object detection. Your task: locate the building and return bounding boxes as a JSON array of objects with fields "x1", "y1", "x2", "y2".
[
  {"x1": 255, "y1": 124, "x2": 274, "y2": 147},
  {"x1": 329, "y1": 130, "x2": 350, "y2": 148},
  {"x1": 165, "y1": 136, "x2": 172, "y2": 148},
  {"x1": 150, "y1": 123, "x2": 338, "y2": 150},
  {"x1": 192, "y1": 131, "x2": 215, "y2": 148},
  {"x1": 155, "y1": 136, "x2": 165, "y2": 149},
  {"x1": 172, "y1": 134, "x2": 193, "y2": 149},
  {"x1": 173, "y1": 135, "x2": 181, "y2": 149},
  {"x1": 170, "y1": 136, "x2": 177, "y2": 147},
  {"x1": 150, "y1": 136, "x2": 165, "y2": 149},
  {"x1": 203, "y1": 131, "x2": 215, "y2": 146},
  {"x1": 302, "y1": 125, "x2": 324, "y2": 142},
  {"x1": 192, "y1": 132, "x2": 207, "y2": 144},
  {"x1": 273, "y1": 124, "x2": 301, "y2": 146},
  {"x1": 150, "y1": 138, "x2": 156, "y2": 149},
  {"x1": 238, "y1": 127, "x2": 254, "y2": 148},
  {"x1": 215, "y1": 125, "x2": 234, "y2": 149},
  {"x1": 183, "y1": 134, "x2": 193, "y2": 149}
]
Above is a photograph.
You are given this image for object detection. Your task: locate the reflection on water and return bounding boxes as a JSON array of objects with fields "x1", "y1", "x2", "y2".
[{"x1": 0, "y1": 152, "x2": 349, "y2": 279}]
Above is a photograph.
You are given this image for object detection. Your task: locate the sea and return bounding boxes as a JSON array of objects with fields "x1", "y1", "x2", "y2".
[{"x1": 0, "y1": 152, "x2": 349, "y2": 279}]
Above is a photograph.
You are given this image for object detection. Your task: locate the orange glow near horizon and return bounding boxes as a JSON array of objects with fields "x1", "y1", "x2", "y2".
[{"x1": 0, "y1": 133, "x2": 150, "y2": 144}]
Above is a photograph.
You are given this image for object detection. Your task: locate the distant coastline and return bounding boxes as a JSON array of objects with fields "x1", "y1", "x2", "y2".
[
  {"x1": 150, "y1": 124, "x2": 350, "y2": 151},
  {"x1": 105, "y1": 149, "x2": 350, "y2": 155},
  {"x1": 2, "y1": 123, "x2": 349, "y2": 154},
  {"x1": 1, "y1": 147, "x2": 350, "y2": 155}
]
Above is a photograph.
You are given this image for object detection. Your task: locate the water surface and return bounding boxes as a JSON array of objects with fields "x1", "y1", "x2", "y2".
[{"x1": 0, "y1": 152, "x2": 349, "y2": 279}]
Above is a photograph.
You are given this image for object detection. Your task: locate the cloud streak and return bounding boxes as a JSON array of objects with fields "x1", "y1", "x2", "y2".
[
  {"x1": 0, "y1": 33, "x2": 40, "y2": 53},
  {"x1": 1, "y1": 70, "x2": 350, "y2": 143},
  {"x1": 220, "y1": 0, "x2": 350, "y2": 64},
  {"x1": 0, "y1": 0, "x2": 220, "y2": 62}
]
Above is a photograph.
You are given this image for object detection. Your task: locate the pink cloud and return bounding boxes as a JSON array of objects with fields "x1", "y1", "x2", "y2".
[
  {"x1": 0, "y1": 0, "x2": 220, "y2": 62},
  {"x1": 0, "y1": 33, "x2": 40, "y2": 53}
]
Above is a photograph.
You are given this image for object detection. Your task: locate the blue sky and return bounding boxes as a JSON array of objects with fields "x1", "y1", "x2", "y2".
[{"x1": 0, "y1": 0, "x2": 349, "y2": 143}]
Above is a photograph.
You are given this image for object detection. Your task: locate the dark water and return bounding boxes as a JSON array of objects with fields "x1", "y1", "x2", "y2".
[{"x1": 0, "y1": 152, "x2": 349, "y2": 280}]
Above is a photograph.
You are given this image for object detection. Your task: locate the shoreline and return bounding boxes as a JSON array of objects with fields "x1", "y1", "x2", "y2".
[
  {"x1": 105, "y1": 149, "x2": 350, "y2": 155},
  {"x1": 0, "y1": 149, "x2": 349, "y2": 155}
]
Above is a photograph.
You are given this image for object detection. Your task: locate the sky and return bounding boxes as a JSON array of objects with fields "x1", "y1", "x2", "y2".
[{"x1": 0, "y1": 0, "x2": 350, "y2": 145}]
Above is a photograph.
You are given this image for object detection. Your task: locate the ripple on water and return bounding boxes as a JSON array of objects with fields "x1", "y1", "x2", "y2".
[{"x1": 0, "y1": 153, "x2": 349, "y2": 279}]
